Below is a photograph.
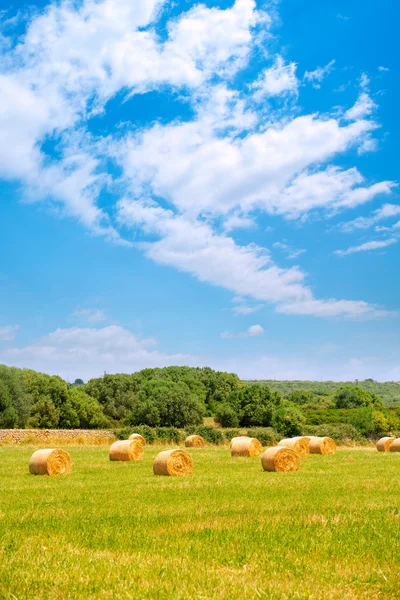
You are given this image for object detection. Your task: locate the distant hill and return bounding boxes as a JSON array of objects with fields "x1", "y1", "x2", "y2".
[{"x1": 246, "y1": 379, "x2": 400, "y2": 406}]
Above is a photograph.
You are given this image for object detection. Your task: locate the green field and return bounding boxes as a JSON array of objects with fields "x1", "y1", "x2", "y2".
[{"x1": 1, "y1": 445, "x2": 400, "y2": 599}]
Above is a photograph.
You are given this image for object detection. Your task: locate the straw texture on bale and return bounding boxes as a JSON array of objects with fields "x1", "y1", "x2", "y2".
[
  {"x1": 153, "y1": 449, "x2": 193, "y2": 476},
  {"x1": 230, "y1": 436, "x2": 262, "y2": 457},
  {"x1": 278, "y1": 437, "x2": 310, "y2": 458},
  {"x1": 29, "y1": 448, "x2": 71, "y2": 476},
  {"x1": 261, "y1": 446, "x2": 300, "y2": 472},
  {"x1": 128, "y1": 433, "x2": 146, "y2": 446},
  {"x1": 109, "y1": 439, "x2": 144, "y2": 461},
  {"x1": 309, "y1": 436, "x2": 336, "y2": 455},
  {"x1": 389, "y1": 438, "x2": 400, "y2": 452},
  {"x1": 184, "y1": 435, "x2": 205, "y2": 448},
  {"x1": 376, "y1": 437, "x2": 395, "y2": 452}
]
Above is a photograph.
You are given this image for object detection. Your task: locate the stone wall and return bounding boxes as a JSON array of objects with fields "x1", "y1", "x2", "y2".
[{"x1": 0, "y1": 429, "x2": 116, "y2": 445}]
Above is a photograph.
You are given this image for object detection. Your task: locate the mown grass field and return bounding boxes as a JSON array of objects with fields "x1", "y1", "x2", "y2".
[{"x1": 0, "y1": 445, "x2": 399, "y2": 600}]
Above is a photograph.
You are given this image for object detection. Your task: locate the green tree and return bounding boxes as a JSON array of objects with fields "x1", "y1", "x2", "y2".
[
  {"x1": 334, "y1": 386, "x2": 384, "y2": 410},
  {"x1": 125, "y1": 379, "x2": 204, "y2": 428},
  {"x1": 239, "y1": 384, "x2": 281, "y2": 427},
  {"x1": 29, "y1": 397, "x2": 60, "y2": 428},
  {"x1": 59, "y1": 388, "x2": 109, "y2": 429},
  {"x1": 287, "y1": 390, "x2": 315, "y2": 405},
  {"x1": 273, "y1": 406, "x2": 305, "y2": 437},
  {"x1": 215, "y1": 403, "x2": 239, "y2": 428}
]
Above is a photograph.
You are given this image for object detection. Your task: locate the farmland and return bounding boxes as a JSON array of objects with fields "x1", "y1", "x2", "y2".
[{"x1": 1, "y1": 445, "x2": 400, "y2": 599}]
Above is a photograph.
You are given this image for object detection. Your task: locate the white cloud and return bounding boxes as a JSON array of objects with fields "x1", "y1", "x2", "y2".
[
  {"x1": 0, "y1": 325, "x2": 19, "y2": 341},
  {"x1": 378, "y1": 66, "x2": 390, "y2": 73},
  {"x1": 0, "y1": 0, "x2": 260, "y2": 237},
  {"x1": 118, "y1": 199, "x2": 389, "y2": 319},
  {"x1": 334, "y1": 238, "x2": 398, "y2": 256},
  {"x1": 337, "y1": 14, "x2": 350, "y2": 21},
  {"x1": 276, "y1": 299, "x2": 392, "y2": 319},
  {"x1": 221, "y1": 324, "x2": 264, "y2": 338},
  {"x1": 73, "y1": 308, "x2": 107, "y2": 322},
  {"x1": 337, "y1": 203, "x2": 400, "y2": 232},
  {"x1": 251, "y1": 55, "x2": 299, "y2": 100},
  {"x1": 273, "y1": 241, "x2": 306, "y2": 259},
  {"x1": 0, "y1": 0, "x2": 395, "y2": 323},
  {"x1": 232, "y1": 304, "x2": 264, "y2": 316},
  {"x1": 345, "y1": 92, "x2": 376, "y2": 121},
  {"x1": 304, "y1": 59, "x2": 335, "y2": 88},
  {"x1": 1, "y1": 325, "x2": 196, "y2": 380}
]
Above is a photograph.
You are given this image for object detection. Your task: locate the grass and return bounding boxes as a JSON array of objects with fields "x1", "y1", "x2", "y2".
[{"x1": 0, "y1": 446, "x2": 399, "y2": 599}]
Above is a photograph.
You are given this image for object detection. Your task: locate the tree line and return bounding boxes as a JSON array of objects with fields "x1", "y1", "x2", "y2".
[{"x1": 0, "y1": 363, "x2": 399, "y2": 439}]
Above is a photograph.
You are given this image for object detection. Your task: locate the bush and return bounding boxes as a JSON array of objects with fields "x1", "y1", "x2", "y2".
[
  {"x1": 287, "y1": 390, "x2": 315, "y2": 405},
  {"x1": 272, "y1": 406, "x2": 305, "y2": 437},
  {"x1": 155, "y1": 427, "x2": 182, "y2": 444},
  {"x1": 246, "y1": 427, "x2": 279, "y2": 447},
  {"x1": 215, "y1": 403, "x2": 239, "y2": 428},
  {"x1": 222, "y1": 429, "x2": 241, "y2": 442},
  {"x1": 125, "y1": 380, "x2": 205, "y2": 428},
  {"x1": 334, "y1": 386, "x2": 384, "y2": 410},
  {"x1": 185, "y1": 425, "x2": 224, "y2": 445},
  {"x1": 114, "y1": 426, "x2": 157, "y2": 444},
  {"x1": 371, "y1": 411, "x2": 390, "y2": 434},
  {"x1": 303, "y1": 424, "x2": 361, "y2": 443}
]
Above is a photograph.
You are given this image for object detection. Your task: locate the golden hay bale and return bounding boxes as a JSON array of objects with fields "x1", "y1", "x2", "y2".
[
  {"x1": 128, "y1": 433, "x2": 146, "y2": 446},
  {"x1": 376, "y1": 437, "x2": 395, "y2": 452},
  {"x1": 109, "y1": 439, "x2": 144, "y2": 461},
  {"x1": 278, "y1": 437, "x2": 310, "y2": 458},
  {"x1": 153, "y1": 449, "x2": 193, "y2": 476},
  {"x1": 184, "y1": 435, "x2": 205, "y2": 448},
  {"x1": 29, "y1": 448, "x2": 71, "y2": 476},
  {"x1": 389, "y1": 438, "x2": 400, "y2": 452},
  {"x1": 261, "y1": 446, "x2": 300, "y2": 472},
  {"x1": 308, "y1": 436, "x2": 336, "y2": 455},
  {"x1": 230, "y1": 436, "x2": 262, "y2": 457}
]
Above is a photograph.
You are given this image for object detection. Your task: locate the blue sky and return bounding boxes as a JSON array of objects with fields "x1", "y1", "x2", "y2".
[{"x1": 0, "y1": 0, "x2": 399, "y2": 381}]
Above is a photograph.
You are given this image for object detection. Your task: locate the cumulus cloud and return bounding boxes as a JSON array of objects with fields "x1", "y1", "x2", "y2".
[
  {"x1": 0, "y1": 0, "x2": 396, "y2": 321},
  {"x1": 0, "y1": 325, "x2": 19, "y2": 341},
  {"x1": 251, "y1": 55, "x2": 299, "y2": 100},
  {"x1": 221, "y1": 324, "x2": 264, "y2": 338},
  {"x1": 334, "y1": 238, "x2": 398, "y2": 256},
  {"x1": 1, "y1": 325, "x2": 196, "y2": 380}
]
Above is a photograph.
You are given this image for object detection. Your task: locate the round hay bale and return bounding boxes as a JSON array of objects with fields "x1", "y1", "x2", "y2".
[
  {"x1": 153, "y1": 449, "x2": 193, "y2": 476},
  {"x1": 29, "y1": 448, "x2": 71, "y2": 476},
  {"x1": 309, "y1": 436, "x2": 336, "y2": 455},
  {"x1": 261, "y1": 446, "x2": 300, "y2": 472},
  {"x1": 389, "y1": 438, "x2": 400, "y2": 452},
  {"x1": 230, "y1": 436, "x2": 262, "y2": 457},
  {"x1": 128, "y1": 433, "x2": 146, "y2": 446},
  {"x1": 376, "y1": 437, "x2": 395, "y2": 452},
  {"x1": 109, "y1": 439, "x2": 144, "y2": 461},
  {"x1": 278, "y1": 437, "x2": 309, "y2": 458},
  {"x1": 184, "y1": 435, "x2": 205, "y2": 448}
]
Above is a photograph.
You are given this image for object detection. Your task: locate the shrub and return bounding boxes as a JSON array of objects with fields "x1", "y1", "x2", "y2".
[
  {"x1": 155, "y1": 427, "x2": 182, "y2": 444},
  {"x1": 186, "y1": 425, "x2": 224, "y2": 445},
  {"x1": 287, "y1": 390, "x2": 315, "y2": 405},
  {"x1": 246, "y1": 427, "x2": 279, "y2": 447},
  {"x1": 114, "y1": 426, "x2": 157, "y2": 444},
  {"x1": 272, "y1": 406, "x2": 305, "y2": 437},
  {"x1": 334, "y1": 386, "x2": 384, "y2": 410},
  {"x1": 303, "y1": 424, "x2": 361, "y2": 443},
  {"x1": 125, "y1": 380, "x2": 205, "y2": 428},
  {"x1": 222, "y1": 429, "x2": 241, "y2": 442},
  {"x1": 215, "y1": 403, "x2": 239, "y2": 428},
  {"x1": 371, "y1": 411, "x2": 390, "y2": 434}
]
